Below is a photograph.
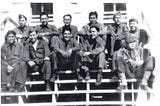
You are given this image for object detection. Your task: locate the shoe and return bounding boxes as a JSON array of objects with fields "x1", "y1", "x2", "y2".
[
  {"x1": 46, "y1": 83, "x2": 51, "y2": 91},
  {"x1": 116, "y1": 85, "x2": 127, "y2": 91},
  {"x1": 85, "y1": 72, "x2": 90, "y2": 81},
  {"x1": 95, "y1": 73, "x2": 103, "y2": 86},
  {"x1": 77, "y1": 74, "x2": 83, "y2": 82},
  {"x1": 140, "y1": 85, "x2": 152, "y2": 91},
  {"x1": 50, "y1": 74, "x2": 56, "y2": 82}
]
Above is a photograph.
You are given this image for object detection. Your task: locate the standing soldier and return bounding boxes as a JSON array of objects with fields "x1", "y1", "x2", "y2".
[
  {"x1": 58, "y1": 14, "x2": 78, "y2": 40},
  {"x1": 78, "y1": 25, "x2": 106, "y2": 86},
  {"x1": 114, "y1": 33, "x2": 155, "y2": 91},
  {"x1": 1, "y1": 30, "x2": 24, "y2": 92},
  {"x1": 27, "y1": 29, "x2": 52, "y2": 91},
  {"x1": 129, "y1": 18, "x2": 150, "y2": 47}
]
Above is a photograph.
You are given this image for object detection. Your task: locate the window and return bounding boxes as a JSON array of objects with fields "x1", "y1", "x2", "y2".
[
  {"x1": 104, "y1": 3, "x2": 114, "y2": 12},
  {"x1": 116, "y1": 3, "x2": 126, "y2": 11},
  {"x1": 31, "y1": 3, "x2": 53, "y2": 15}
]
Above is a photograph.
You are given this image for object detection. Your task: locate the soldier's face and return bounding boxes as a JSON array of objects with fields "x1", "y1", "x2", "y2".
[
  {"x1": 128, "y1": 41, "x2": 137, "y2": 49},
  {"x1": 89, "y1": 15, "x2": 97, "y2": 24},
  {"x1": 7, "y1": 33, "x2": 16, "y2": 44},
  {"x1": 114, "y1": 15, "x2": 121, "y2": 24},
  {"x1": 129, "y1": 21, "x2": 138, "y2": 31},
  {"x1": 29, "y1": 31, "x2": 37, "y2": 43},
  {"x1": 19, "y1": 17, "x2": 27, "y2": 27},
  {"x1": 90, "y1": 27, "x2": 98, "y2": 39},
  {"x1": 40, "y1": 15, "x2": 48, "y2": 25},
  {"x1": 63, "y1": 16, "x2": 71, "y2": 26},
  {"x1": 63, "y1": 30, "x2": 72, "y2": 41}
]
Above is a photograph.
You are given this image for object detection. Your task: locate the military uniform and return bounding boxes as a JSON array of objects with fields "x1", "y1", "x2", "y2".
[
  {"x1": 54, "y1": 38, "x2": 80, "y2": 71},
  {"x1": 114, "y1": 34, "x2": 154, "y2": 91},
  {"x1": 107, "y1": 23, "x2": 129, "y2": 56},
  {"x1": 130, "y1": 29, "x2": 149, "y2": 47},
  {"x1": 1, "y1": 42, "x2": 25, "y2": 91},
  {"x1": 58, "y1": 25, "x2": 78, "y2": 39},
  {"x1": 28, "y1": 40, "x2": 51, "y2": 80}
]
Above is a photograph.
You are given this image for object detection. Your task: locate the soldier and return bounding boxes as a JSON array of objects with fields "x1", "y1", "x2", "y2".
[
  {"x1": 58, "y1": 14, "x2": 78, "y2": 40},
  {"x1": 13, "y1": 14, "x2": 30, "y2": 91},
  {"x1": 54, "y1": 26, "x2": 80, "y2": 77},
  {"x1": 1, "y1": 30, "x2": 25, "y2": 92},
  {"x1": 13, "y1": 14, "x2": 31, "y2": 42},
  {"x1": 114, "y1": 33, "x2": 155, "y2": 91},
  {"x1": 78, "y1": 25, "x2": 106, "y2": 86},
  {"x1": 107, "y1": 12, "x2": 129, "y2": 57},
  {"x1": 35, "y1": 12, "x2": 58, "y2": 47},
  {"x1": 129, "y1": 18, "x2": 150, "y2": 47},
  {"x1": 78, "y1": 11, "x2": 107, "y2": 42},
  {"x1": 27, "y1": 29, "x2": 52, "y2": 91}
]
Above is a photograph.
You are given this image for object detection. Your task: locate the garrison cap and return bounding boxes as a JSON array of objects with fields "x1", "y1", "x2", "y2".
[
  {"x1": 126, "y1": 33, "x2": 137, "y2": 43},
  {"x1": 19, "y1": 14, "x2": 27, "y2": 20}
]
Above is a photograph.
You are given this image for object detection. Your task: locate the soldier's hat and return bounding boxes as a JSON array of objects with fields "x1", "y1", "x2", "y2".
[
  {"x1": 126, "y1": 33, "x2": 137, "y2": 43},
  {"x1": 113, "y1": 12, "x2": 122, "y2": 19},
  {"x1": 19, "y1": 14, "x2": 27, "y2": 20}
]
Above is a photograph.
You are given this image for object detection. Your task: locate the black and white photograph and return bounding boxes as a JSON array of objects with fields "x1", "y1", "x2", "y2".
[{"x1": 0, "y1": 0, "x2": 160, "y2": 106}]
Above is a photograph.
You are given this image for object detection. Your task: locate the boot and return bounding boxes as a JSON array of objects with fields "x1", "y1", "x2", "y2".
[
  {"x1": 84, "y1": 66, "x2": 90, "y2": 81},
  {"x1": 95, "y1": 69, "x2": 103, "y2": 86},
  {"x1": 85, "y1": 71, "x2": 90, "y2": 81},
  {"x1": 140, "y1": 71, "x2": 152, "y2": 91},
  {"x1": 77, "y1": 68, "x2": 83, "y2": 82},
  {"x1": 45, "y1": 80, "x2": 51, "y2": 91},
  {"x1": 116, "y1": 73, "x2": 127, "y2": 91}
]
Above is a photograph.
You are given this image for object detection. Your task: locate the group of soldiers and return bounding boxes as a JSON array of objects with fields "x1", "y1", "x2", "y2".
[{"x1": 1, "y1": 11, "x2": 155, "y2": 93}]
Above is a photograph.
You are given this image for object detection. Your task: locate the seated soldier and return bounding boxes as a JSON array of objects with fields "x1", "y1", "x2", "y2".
[
  {"x1": 27, "y1": 29, "x2": 52, "y2": 91},
  {"x1": 78, "y1": 25, "x2": 106, "y2": 86},
  {"x1": 114, "y1": 33, "x2": 155, "y2": 91},
  {"x1": 1, "y1": 30, "x2": 25, "y2": 92},
  {"x1": 54, "y1": 26, "x2": 80, "y2": 77}
]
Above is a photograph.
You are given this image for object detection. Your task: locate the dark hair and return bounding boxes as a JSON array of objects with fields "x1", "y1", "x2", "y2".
[
  {"x1": 113, "y1": 12, "x2": 121, "y2": 19},
  {"x1": 63, "y1": 14, "x2": 72, "y2": 19},
  {"x1": 28, "y1": 26, "x2": 38, "y2": 35},
  {"x1": 19, "y1": 14, "x2": 27, "y2": 20},
  {"x1": 90, "y1": 25, "x2": 100, "y2": 32},
  {"x1": 40, "y1": 12, "x2": 49, "y2": 18},
  {"x1": 5, "y1": 30, "x2": 16, "y2": 42},
  {"x1": 129, "y1": 18, "x2": 138, "y2": 24},
  {"x1": 89, "y1": 11, "x2": 98, "y2": 19},
  {"x1": 62, "y1": 26, "x2": 72, "y2": 34}
]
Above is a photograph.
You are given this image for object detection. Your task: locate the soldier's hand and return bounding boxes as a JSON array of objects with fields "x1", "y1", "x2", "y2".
[
  {"x1": 67, "y1": 49, "x2": 72, "y2": 56},
  {"x1": 83, "y1": 52, "x2": 91, "y2": 56},
  {"x1": 28, "y1": 61, "x2": 36, "y2": 67},
  {"x1": 44, "y1": 57, "x2": 50, "y2": 61},
  {"x1": 7, "y1": 65, "x2": 14, "y2": 74}
]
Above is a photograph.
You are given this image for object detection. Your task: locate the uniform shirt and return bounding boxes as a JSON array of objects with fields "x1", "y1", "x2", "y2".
[
  {"x1": 130, "y1": 29, "x2": 149, "y2": 47},
  {"x1": 13, "y1": 26, "x2": 31, "y2": 38},
  {"x1": 80, "y1": 22, "x2": 105, "y2": 36},
  {"x1": 1, "y1": 42, "x2": 23, "y2": 66},
  {"x1": 28, "y1": 40, "x2": 50, "y2": 64},
  {"x1": 55, "y1": 38, "x2": 79, "y2": 53},
  {"x1": 35, "y1": 24, "x2": 58, "y2": 41},
  {"x1": 107, "y1": 23, "x2": 129, "y2": 40},
  {"x1": 80, "y1": 35, "x2": 105, "y2": 55},
  {"x1": 58, "y1": 25, "x2": 78, "y2": 39}
]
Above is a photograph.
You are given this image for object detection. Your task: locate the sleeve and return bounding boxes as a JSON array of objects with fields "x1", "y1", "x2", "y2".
[
  {"x1": 90, "y1": 37, "x2": 105, "y2": 55},
  {"x1": 1, "y1": 45, "x2": 9, "y2": 66},
  {"x1": 43, "y1": 41, "x2": 51, "y2": 57},
  {"x1": 71, "y1": 39, "x2": 80, "y2": 52}
]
